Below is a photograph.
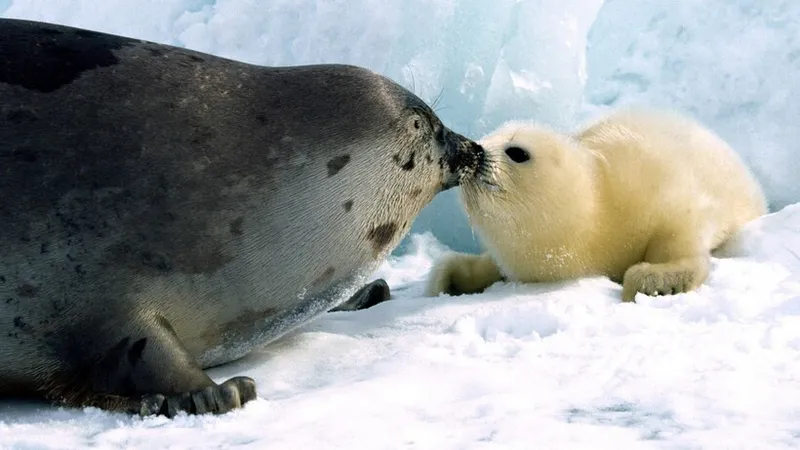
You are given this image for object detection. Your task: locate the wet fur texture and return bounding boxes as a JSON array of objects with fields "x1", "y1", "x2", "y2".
[
  {"x1": 0, "y1": 18, "x2": 485, "y2": 416},
  {"x1": 425, "y1": 108, "x2": 767, "y2": 302}
]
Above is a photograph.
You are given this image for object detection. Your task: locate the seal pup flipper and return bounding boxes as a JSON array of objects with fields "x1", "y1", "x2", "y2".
[
  {"x1": 329, "y1": 279, "x2": 392, "y2": 312},
  {"x1": 621, "y1": 231, "x2": 711, "y2": 302},
  {"x1": 51, "y1": 315, "x2": 257, "y2": 418},
  {"x1": 424, "y1": 252, "x2": 504, "y2": 296}
]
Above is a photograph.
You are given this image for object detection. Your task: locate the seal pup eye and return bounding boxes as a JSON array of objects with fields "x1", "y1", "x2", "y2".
[{"x1": 505, "y1": 146, "x2": 530, "y2": 163}]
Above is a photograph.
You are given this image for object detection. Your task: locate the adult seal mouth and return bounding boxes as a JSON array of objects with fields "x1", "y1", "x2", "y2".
[{"x1": 0, "y1": 18, "x2": 487, "y2": 418}]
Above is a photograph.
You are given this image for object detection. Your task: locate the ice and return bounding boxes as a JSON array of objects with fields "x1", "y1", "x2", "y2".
[
  {"x1": 584, "y1": 0, "x2": 800, "y2": 212},
  {"x1": 3, "y1": 0, "x2": 800, "y2": 447}
]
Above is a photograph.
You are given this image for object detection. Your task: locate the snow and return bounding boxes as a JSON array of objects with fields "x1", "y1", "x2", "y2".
[
  {"x1": 3, "y1": 0, "x2": 800, "y2": 448},
  {"x1": 2, "y1": 205, "x2": 800, "y2": 449}
]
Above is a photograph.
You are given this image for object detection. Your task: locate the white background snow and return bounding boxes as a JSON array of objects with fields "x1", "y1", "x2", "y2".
[{"x1": 2, "y1": 0, "x2": 800, "y2": 448}]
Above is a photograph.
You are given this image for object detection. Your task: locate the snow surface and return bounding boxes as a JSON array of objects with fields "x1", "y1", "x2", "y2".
[
  {"x1": 2, "y1": 0, "x2": 800, "y2": 448},
  {"x1": 2, "y1": 205, "x2": 800, "y2": 449}
]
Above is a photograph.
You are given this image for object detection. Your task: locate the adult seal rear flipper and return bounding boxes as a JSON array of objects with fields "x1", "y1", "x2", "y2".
[
  {"x1": 49, "y1": 315, "x2": 257, "y2": 418},
  {"x1": 329, "y1": 278, "x2": 392, "y2": 312}
]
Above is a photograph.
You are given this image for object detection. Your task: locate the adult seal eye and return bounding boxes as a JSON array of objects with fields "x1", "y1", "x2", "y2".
[{"x1": 505, "y1": 146, "x2": 530, "y2": 163}]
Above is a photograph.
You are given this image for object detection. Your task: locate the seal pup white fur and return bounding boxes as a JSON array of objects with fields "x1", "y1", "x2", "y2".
[{"x1": 425, "y1": 108, "x2": 767, "y2": 302}]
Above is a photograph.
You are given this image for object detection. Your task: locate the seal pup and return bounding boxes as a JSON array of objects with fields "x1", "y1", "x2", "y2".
[
  {"x1": 0, "y1": 18, "x2": 488, "y2": 417},
  {"x1": 425, "y1": 108, "x2": 767, "y2": 302}
]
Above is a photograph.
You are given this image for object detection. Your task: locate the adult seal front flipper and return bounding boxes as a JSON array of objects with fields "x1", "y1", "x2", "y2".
[{"x1": 329, "y1": 279, "x2": 392, "y2": 312}]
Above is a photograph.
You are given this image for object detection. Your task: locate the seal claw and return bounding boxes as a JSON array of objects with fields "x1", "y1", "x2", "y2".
[{"x1": 138, "y1": 376, "x2": 257, "y2": 418}]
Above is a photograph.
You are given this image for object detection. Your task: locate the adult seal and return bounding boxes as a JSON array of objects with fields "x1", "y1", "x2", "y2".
[{"x1": 0, "y1": 19, "x2": 487, "y2": 417}]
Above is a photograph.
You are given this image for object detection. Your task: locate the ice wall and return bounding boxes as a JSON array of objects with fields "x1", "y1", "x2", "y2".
[
  {"x1": 3, "y1": 0, "x2": 799, "y2": 254},
  {"x1": 584, "y1": 0, "x2": 800, "y2": 212}
]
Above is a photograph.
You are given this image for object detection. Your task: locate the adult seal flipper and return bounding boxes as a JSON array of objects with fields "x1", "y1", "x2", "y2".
[
  {"x1": 329, "y1": 279, "x2": 391, "y2": 312},
  {"x1": 0, "y1": 19, "x2": 488, "y2": 417},
  {"x1": 52, "y1": 314, "x2": 258, "y2": 417}
]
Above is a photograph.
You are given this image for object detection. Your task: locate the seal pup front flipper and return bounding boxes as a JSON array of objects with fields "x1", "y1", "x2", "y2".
[
  {"x1": 48, "y1": 314, "x2": 257, "y2": 417},
  {"x1": 424, "y1": 252, "x2": 504, "y2": 296},
  {"x1": 621, "y1": 227, "x2": 711, "y2": 302}
]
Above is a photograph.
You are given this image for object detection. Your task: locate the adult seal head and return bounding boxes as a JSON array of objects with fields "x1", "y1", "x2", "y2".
[{"x1": 0, "y1": 19, "x2": 487, "y2": 417}]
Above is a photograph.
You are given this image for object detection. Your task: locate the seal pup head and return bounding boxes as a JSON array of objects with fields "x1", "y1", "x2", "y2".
[{"x1": 458, "y1": 120, "x2": 598, "y2": 238}]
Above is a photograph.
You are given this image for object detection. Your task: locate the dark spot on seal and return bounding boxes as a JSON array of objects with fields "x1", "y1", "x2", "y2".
[
  {"x1": 366, "y1": 222, "x2": 398, "y2": 254},
  {"x1": 17, "y1": 284, "x2": 38, "y2": 298},
  {"x1": 5, "y1": 107, "x2": 39, "y2": 124},
  {"x1": 426, "y1": 154, "x2": 433, "y2": 164},
  {"x1": 402, "y1": 152, "x2": 416, "y2": 171},
  {"x1": 0, "y1": 275, "x2": 5, "y2": 283},
  {"x1": 74, "y1": 265, "x2": 84, "y2": 275},
  {"x1": 343, "y1": 200, "x2": 353, "y2": 212},
  {"x1": 188, "y1": 55, "x2": 204, "y2": 63},
  {"x1": 40, "y1": 242, "x2": 50, "y2": 254},
  {"x1": 0, "y1": 23, "x2": 124, "y2": 93},
  {"x1": 393, "y1": 152, "x2": 416, "y2": 171},
  {"x1": 312, "y1": 267, "x2": 336, "y2": 288},
  {"x1": 409, "y1": 188, "x2": 422, "y2": 199},
  {"x1": 230, "y1": 217, "x2": 244, "y2": 236},
  {"x1": 13, "y1": 316, "x2": 29, "y2": 330},
  {"x1": 327, "y1": 155, "x2": 351, "y2": 177},
  {"x1": 255, "y1": 114, "x2": 267, "y2": 124},
  {"x1": 128, "y1": 338, "x2": 147, "y2": 365}
]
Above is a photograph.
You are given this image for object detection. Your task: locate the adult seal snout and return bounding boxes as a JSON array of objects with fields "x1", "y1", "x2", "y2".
[{"x1": 0, "y1": 18, "x2": 487, "y2": 417}]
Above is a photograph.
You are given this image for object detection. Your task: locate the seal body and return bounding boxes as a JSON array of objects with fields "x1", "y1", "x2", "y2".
[
  {"x1": 0, "y1": 18, "x2": 487, "y2": 416},
  {"x1": 425, "y1": 108, "x2": 767, "y2": 302}
]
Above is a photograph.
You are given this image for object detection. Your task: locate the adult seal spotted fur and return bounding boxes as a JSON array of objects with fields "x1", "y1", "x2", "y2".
[
  {"x1": 425, "y1": 108, "x2": 766, "y2": 302},
  {"x1": 0, "y1": 19, "x2": 487, "y2": 417}
]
